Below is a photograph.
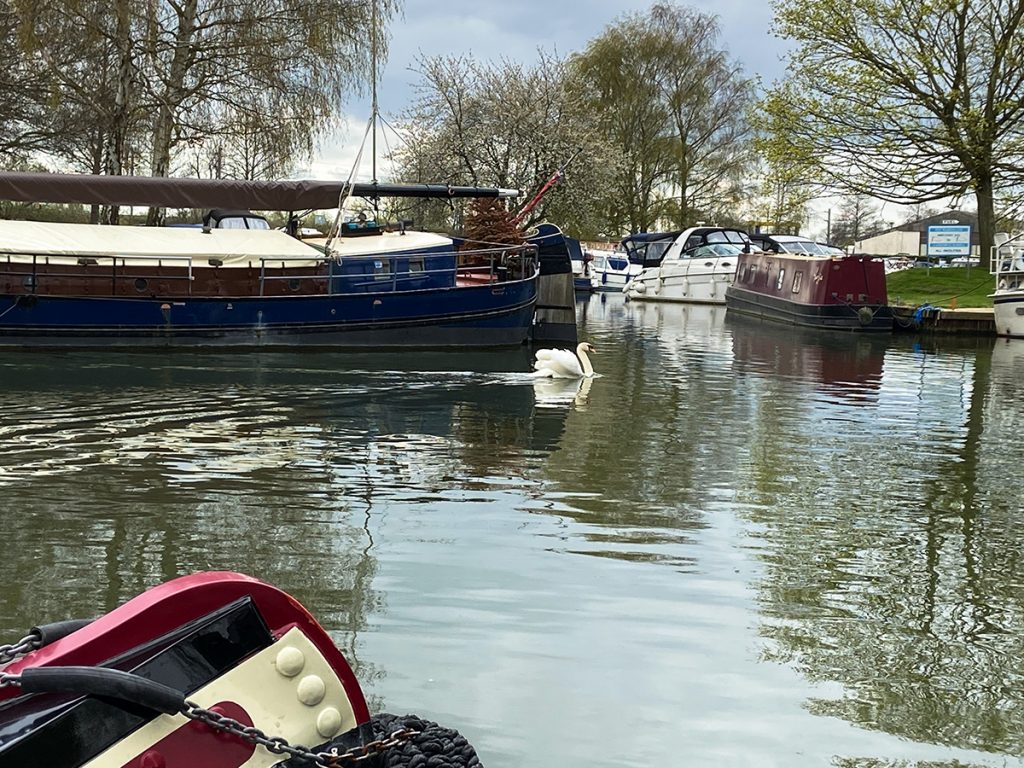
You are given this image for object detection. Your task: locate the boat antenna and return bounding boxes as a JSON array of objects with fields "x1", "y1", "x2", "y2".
[{"x1": 512, "y1": 148, "x2": 583, "y2": 227}]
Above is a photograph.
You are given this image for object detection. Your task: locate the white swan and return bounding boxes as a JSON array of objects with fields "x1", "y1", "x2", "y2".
[{"x1": 531, "y1": 342, "x2": 597, "y2": 378}]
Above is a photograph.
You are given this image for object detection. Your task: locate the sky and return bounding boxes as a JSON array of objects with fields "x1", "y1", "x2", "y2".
[
  {"x1": 304, "y1": 1, "x2": 918, "y2": 238},
  {"x1": 305, "y1": 0, "x2": 793, "y2": 178}
]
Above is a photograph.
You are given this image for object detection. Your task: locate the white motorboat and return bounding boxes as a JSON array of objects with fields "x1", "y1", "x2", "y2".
[
  {"x1": 991, "y1": 233, "x2": 1024, "y2": 338},
  {"x1": 590, "y1": 232, "x2": 679, "y2": 292},
  {"x1": 624, "y1": 226, "x2": 752, "y2": 304}
]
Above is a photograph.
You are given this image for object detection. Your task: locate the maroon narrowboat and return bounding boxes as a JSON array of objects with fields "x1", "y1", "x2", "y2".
[
  {"x1": 0, "y1": 572, "x2": 421, "y2": 767},
  {"x1": 725, "y1": 245, "x2": 893, "y2": 331}
]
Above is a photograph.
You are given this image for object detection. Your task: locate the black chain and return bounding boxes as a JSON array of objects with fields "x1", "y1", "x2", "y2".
[
  {"x1": 182, "y1": 701, "x2": 417, "y2": 766},
  {"x1": 0, "y1": 633, "x2": 40, "y2": 665}
]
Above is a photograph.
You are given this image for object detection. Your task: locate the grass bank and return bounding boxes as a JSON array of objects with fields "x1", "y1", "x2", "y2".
[{"x1": 887, "y1": 266, "x2": 994, "y2": 308}]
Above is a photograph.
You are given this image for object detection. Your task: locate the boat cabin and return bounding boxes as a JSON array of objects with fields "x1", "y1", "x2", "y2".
[
  {"x1": 620, "y1": 231, "x2": 681, "y2": 269},
  {"x1": 748, "y1": 233, "x2": 833, "y2": 256},
  {"x1": 203, "y1": 209, "x2": 271, "y2": 230}
]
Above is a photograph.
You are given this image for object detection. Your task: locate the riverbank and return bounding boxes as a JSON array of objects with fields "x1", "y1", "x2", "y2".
[
  {"x1": 887, "y1": 266, "x2": 996, "y2": 335},
  {"x1": 887, "y1": 266, "x2": 993, "y2": 309}
]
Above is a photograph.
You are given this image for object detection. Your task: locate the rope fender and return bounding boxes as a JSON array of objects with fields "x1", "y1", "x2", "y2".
[
  {"x1": 374, "y1": 713, "x2": 482, "y2": 768},
  {"x1": 282, "y1": 712, "x2": 483, "y2": 768}
]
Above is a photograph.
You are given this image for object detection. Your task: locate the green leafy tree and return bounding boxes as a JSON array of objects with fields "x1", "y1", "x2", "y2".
[
  {"x1": 765, "y1": 0, "x2": 1024, "y2": 268},
  {"x1": 571, "y1": 3, "x2": 754, "y2": 233}
]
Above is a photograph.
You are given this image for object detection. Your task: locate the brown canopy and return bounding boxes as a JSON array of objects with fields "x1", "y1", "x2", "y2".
[{"x1": 0, "y1": 172, "x2": 520, "y2": 211}]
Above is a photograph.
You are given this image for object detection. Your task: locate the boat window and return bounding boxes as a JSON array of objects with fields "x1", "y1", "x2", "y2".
[
  {"x1": 409, "y1": 257, "x2": 424, "y2": 273},
  {"x1": 792, "y1": 271, "x2": 803, "y2": 293},
  {"x1": 217, "y1": 217, "x2": 248, "y2": 229},
  {"x1": 725, "y1": 231, "x2": 746, "y2": 245},
  {"x1": 684, "y1": 235, "x2": 703, "y2": 250},
  {"x1": 373, "y1": 259, "x2": 391, "y2": 280},
  {"x1": 705, "y1": 231, "x2": 728, "y2": 243},
  {"x1": 776, "y1": 268, "x2": 785, "y2": 290},
  {"x1": 245, "y1": 217, "x2": 271, "y2": 230},
  {"x1": 134, "y1": 278, "x2": 149, "y2": 292}
]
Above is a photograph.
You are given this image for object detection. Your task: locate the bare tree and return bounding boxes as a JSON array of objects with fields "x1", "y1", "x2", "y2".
[
  {"x1": 7, "y1": 0, "x2": 398, "y2": 222},
  {"x1": 395, "y1": 52, "x2": 614, "y2": 237},
  {"x1": 830, "y1": 195, "x2": 883, "y2": 247}
]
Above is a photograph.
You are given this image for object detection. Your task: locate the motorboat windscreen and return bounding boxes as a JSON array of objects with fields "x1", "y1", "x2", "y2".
[{"x1": 621, "y1": 231, "x2": 681, "y2": 268}]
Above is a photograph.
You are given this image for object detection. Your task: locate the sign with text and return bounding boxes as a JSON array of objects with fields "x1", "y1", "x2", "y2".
[{"x1": 927, "y1": 225, "x2": 971, "y2": 257}]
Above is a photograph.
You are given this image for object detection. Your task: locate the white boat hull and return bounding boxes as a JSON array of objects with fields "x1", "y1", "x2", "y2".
[
  {"x1": 624, "y1": 259, "x2": 736, "y2": 304},
  {"x1": 993, "y1": 290, "x2": 1024, "y2": 338}
]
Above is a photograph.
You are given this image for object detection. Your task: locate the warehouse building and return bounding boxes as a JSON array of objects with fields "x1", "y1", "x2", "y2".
[{"x1": 854, "y1": 211, "x2": 980, "y2": 259}]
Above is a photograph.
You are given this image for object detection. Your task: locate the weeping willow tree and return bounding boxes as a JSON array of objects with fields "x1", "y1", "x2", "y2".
[
  {"x1": 8, "y1": 0, "x2": 399, "y2": 221},
  {"x1": 763, "y1": 0, "x2": 1024, "y2": 268}
]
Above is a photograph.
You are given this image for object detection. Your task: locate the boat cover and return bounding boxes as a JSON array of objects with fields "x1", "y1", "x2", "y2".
[
  {"x1": 0, "y1": 171, "x2": 520, "y2": 210},
  {"x1": 0, "y1": 219, "x2": 323, "y2": 262}
]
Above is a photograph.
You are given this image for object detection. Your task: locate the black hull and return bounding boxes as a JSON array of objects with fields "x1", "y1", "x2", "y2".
[{"x1": 725, "y1": 286, "x2": 893, "y2": 332}]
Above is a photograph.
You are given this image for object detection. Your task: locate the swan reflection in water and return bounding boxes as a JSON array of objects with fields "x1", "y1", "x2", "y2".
[{"x1": 532, "y1": 375, "x2": 593, "y2": 409}]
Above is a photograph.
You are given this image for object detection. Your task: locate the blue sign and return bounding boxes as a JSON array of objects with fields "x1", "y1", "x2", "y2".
[{"x1": 927, "y1": 225, "x2": 971, "y2": 257}]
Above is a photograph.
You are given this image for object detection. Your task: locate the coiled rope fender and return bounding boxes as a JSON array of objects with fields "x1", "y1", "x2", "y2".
[
  {"x1": 283, "y1": 712, "x2": 483, "y2": 768},
  {"x1": 373, "y1": 713, "x2": 482, "y2": 768}
]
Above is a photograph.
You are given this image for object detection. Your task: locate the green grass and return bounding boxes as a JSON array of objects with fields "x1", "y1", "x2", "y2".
[{"x1": 887, "y1": 266, "x2": 995, "y2": 308}]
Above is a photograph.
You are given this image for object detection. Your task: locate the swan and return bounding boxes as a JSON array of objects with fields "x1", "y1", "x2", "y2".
[{"x1": 531, "y1": 342, "x2": 597, "y2": 378}]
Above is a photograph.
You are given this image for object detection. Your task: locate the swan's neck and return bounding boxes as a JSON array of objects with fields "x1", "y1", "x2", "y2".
[{"x1": 576, "y1": 344, "x2": 594, "y2": 377}]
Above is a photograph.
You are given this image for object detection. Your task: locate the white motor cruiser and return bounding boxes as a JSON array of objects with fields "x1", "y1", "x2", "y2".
[{"x1": 624, "y1": 227, "x2": 752, "y2": 304}]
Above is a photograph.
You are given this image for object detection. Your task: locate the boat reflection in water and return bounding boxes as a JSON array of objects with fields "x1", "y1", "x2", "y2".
[
  {"x1": 730, "y1": 324, "x2": 1024, "y2": 759},
  {"x1": 727, "y1": 312, "x2": 887, "y2": 403}
]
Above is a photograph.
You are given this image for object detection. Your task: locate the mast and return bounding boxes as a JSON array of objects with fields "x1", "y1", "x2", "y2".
[{"x1": 370, "y1": 0, "x2": 378, "y2": 186}]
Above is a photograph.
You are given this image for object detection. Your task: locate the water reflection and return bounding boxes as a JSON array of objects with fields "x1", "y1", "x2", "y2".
[
  {"x1": 728, "y1": 313, "x2": 887, "y2": 403},
  {"x1": 0, "y1": 302, "x2": 1022, "y2": 767},
  {"x1": 0, "y1": 349, "x2": 573, "y2": 697},
  {"x1": 729, "y1": 323, "x2": 1024, "y2": 758}
]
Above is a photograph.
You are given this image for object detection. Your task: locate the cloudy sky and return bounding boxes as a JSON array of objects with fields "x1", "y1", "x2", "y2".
[{"x1": 308, "y1": 0, "x2": 794, "y2": 178}]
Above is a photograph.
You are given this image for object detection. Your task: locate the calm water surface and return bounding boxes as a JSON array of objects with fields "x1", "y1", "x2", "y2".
[{"x1": 1, "y1": 295, "x2": 1022, "y2": 768}]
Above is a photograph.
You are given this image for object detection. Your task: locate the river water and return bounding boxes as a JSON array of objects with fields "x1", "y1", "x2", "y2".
[{"x1": 0, "y1": 295, "x2": 1022, "y2": 768}]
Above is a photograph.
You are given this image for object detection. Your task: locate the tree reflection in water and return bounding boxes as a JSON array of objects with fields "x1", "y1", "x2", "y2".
[{"x1": 735, "y1": 330, "x2": 1024, "y2": 758}]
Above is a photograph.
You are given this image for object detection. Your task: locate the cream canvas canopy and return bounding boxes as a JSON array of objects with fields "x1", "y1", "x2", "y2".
[{"x1": 0, "y1": 219, "x2": 322, "y2": 263}]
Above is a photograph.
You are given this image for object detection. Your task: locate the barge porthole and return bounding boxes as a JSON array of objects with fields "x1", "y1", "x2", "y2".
[
  {"x1": 134, "y1": 278, "x2": 149, "y2": 292},
  {"x1": 1016, "y1": 307, "x2": 1024, "y2": 316}
]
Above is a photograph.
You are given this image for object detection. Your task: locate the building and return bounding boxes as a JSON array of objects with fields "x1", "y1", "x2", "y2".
[{"x1": 854, "y1": 211, "x2": 980, "y2": 259}]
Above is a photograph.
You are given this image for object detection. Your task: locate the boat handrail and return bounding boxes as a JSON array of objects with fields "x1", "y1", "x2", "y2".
[
  {"x1": 0, "y1": 243, "x2": 537, "y2": 299},
  {"x1": 992, "y1": 233, "x2": 1024, "y2": 277},
  {"x1": 2, "y1": 253, "x2": 196, "y2": 294}
]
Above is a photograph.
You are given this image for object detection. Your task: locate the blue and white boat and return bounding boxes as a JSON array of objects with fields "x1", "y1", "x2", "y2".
[
  {"x1": 0, "y1": 172, "x2": 541, "y2": 348},
  {"x1": 591, "y1": 231, "x2": 680, "y2": 292}
]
